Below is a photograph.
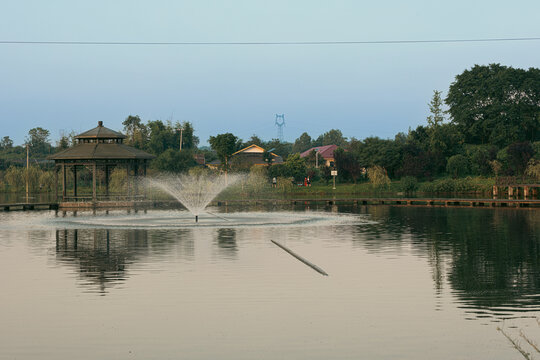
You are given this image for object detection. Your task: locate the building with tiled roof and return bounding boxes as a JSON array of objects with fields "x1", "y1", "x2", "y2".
[{"x1": 300, "y1": 145, "x2": 338, "y2": 167}]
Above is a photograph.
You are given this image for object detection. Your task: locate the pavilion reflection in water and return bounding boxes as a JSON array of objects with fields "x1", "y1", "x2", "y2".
[
  {"x1": 55, "y1": 228, "x2": 194, "y2": 293},
  {"x1": 54, "y1": 226, "x2": 239, "y2": 294}
]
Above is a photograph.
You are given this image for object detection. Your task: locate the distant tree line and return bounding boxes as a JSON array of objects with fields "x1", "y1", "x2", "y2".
[{"x1": 1, "y1": 63, "x2": 539, "y2": 193}]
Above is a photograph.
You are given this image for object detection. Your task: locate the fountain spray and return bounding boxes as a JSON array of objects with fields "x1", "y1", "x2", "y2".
[{"x1": 145, "y1": 172, "x2": 243, "y2": 222}]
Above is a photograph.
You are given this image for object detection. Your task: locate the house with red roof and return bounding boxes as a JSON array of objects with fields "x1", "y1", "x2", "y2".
[{"x1": 300, "y1": 145, "x2": 338, "y2": 168}]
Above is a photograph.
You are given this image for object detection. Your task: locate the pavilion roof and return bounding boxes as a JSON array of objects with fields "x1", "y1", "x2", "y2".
[
  {"x1": 48, "y1": 143, "x2": 155, "y2": 160},
  {"x1": 75, "y1": 121, "x2": 126, "y2": 139}
]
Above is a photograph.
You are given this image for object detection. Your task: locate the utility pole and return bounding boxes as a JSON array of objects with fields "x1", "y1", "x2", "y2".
[
  {"x1": 177, "y1": 127, "x2": 184, "y2": 150},
  {"x1": 26, "y1": 144, "x2": 29, "y2": 202}
]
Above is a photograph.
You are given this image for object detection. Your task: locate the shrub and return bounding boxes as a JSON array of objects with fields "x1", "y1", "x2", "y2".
[
  {"x1": 400, "y1": 176, "x2": 418, "y2": 193},
  {"x1": 367, "y1": 166, "x2": 390, "y2": 188},
  {"x1": 446, "y1": 155, "x2": 469, "y2": 178}
]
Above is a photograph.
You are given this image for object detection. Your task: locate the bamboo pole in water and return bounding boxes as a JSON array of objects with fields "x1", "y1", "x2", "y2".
[{"x1": 271, "y1": 239, "x2": 328, "y2": 276}]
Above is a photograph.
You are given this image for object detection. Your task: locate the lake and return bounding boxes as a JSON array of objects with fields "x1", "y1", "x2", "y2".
[{"x1": 0, "y1": 205, "x2": 539, "y2": 359}]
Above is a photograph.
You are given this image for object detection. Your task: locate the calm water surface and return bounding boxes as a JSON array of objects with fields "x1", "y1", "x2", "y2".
[{"x1": 0, "y1": 205, "x2": 539, "y2": 360}]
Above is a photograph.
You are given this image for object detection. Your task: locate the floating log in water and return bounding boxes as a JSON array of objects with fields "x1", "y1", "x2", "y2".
[{"x1": 271, "y1": 239, "x2": 328, "y2": 276}]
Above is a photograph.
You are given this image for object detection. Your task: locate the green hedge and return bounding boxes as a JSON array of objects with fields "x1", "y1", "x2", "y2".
[{"x1": 418, "y1": 177, "x2": 494, "y2": 193}]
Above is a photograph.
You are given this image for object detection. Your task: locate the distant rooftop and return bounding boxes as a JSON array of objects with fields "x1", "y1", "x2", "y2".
[{"x1": 300, "y1": 145, "x2": 338, "y2": 159}]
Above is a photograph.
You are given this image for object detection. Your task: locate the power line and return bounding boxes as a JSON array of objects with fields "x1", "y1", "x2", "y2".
[{"x1": 0, "y1": 37, "x2": 539, "y2": 46}]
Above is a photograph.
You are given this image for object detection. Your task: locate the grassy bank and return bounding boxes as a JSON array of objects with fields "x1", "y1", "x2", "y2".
[{"x1": 217, "y1": 176, "x2": 496, "y2": 201}]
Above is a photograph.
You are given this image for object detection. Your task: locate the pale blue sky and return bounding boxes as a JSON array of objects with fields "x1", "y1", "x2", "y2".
[{"x1": 1, "y1": 0, "x2": 539, "y2": 146}]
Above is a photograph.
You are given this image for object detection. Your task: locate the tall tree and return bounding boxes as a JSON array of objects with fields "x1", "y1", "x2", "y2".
[
  {"x1": 446, "y1": 64, "x2": 540, "y2": 147},
  {"x1": 242, "y1": 134, "x2": 264, "y2": 148},
  {"x1": 320, "y1": 129, "x2": 347, "y2": 147},
  {"x1": 123, "y1": 115, "x2": 148, "y2": 149},
  {"x1": 146, "y1": 120, "x2": 176, "y2": 155},
  {"x1": 208, "y1": 133, "x2": 240, "y2": 170},
  {"x1": 292, "y1": 132, "x2": 312, "y2": 153},
  {"x1": 152, "y1": 149, "x2": 197, "y2": 173},
  {"x1": 26, "y1": 127, "x2": 51, "y2": 155},
  {"x1": 0, "y1": 136, "x2": 13, "y2": 150},
  {"x1": 177, "y1": 121, "x2": 199, "y2": 150}
]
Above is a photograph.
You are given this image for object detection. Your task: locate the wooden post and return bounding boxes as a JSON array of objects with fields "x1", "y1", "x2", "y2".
[
  {"x1": 73, "y1": 166, "x2": 77, "y2": 198},
  {"x1": 508, "y1": 186, "x2": 513, "y2": 198},
  {"x1": 143, "y1": 161, "x2": 147, "y2": 199},
  {"x1": 62, "y1": 163, "x2": 66, "y2": 200},
  {"x1": 492, "y1": 185, "x2": 498, "y2": 198},
  {"x1": 126, "y1": 162, "x2": 131, "y2": 199},
  {"x1": 55, "y1": 166, "x2": 59, "y2": 201},
  {"x1": 92, "y1": 163, "x2": 97, "y2": 201},
  {"x1": 105, "y1": 165, "x2": 109, "y2": 199},
  {"x1": 133, "y1": 162, "x2": 139, "y2": 199},
  {"x1": 524, "y1": 186, "x2": 529, "y2": 199}
]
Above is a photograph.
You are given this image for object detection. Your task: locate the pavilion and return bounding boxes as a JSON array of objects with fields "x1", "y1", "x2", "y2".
[{"x1": 48, "y1": 121, "x2": 155, "y2": 203}]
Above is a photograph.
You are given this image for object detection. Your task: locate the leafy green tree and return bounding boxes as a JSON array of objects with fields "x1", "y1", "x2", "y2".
[
  {"x1": 320, "y1": 165, "x2": 332, "y2": 185},
  {"x1": 0, "y1": 136, "x2": 13, "y2": 150},
  {"x1": 506, "y1": 142, "x2": 534, "y2": 175},
  {"x1": 446, "y1": 64, "x2": 540, "y2": 147},
  {"x1": 465, "y1": 145, "x2": 497, "y2": 176},
  {"x1": 123, "y1": 115, "x2": 148, "y2": 149},
  {"x1": 209, "y1": 133, "x2": 241, "y2": 171},
  {"x1": 263, "y1": 139, "x2": 292, "y2": 160},
  {"x1": 399, "y1": 176, "x2": 418, "y2": 193},
  {"x1": 26, "y1": 127, "x2": 51, "y2": 155},
  {"x1": 146, "y1": 120, "x2": 177, "y2": 155},
  {"x1": 292, "y1": 132, "x2": 312, "y2": 153},
  {"x1": 242, "y1": 135, "x2": 264, "y2": 148},
  {"x1": 446, "y1": 155, "x2": 469, "y2": 178},
  {"x1": 178, "y1": 121, "x2": 199, "y2": 150},
  {"x1": 367, "y1": 166, "x2": 390, "y2": 188},
  {"x1": 56, "y1": 134, "x2": 71, "y2": 150},
  {"x1": 354, "y1": 137, "x2": 403, "y2": 178},
  {"x1": 320, "y1": 129, "x2": 347, "y2": 146},
  {"x1": 283, "y1": 153, "x2": 307, "y2": 181},
  {"x1": 334, "y1": 147, "x2": 363, "y2": 183},
  {"x1": 152, "y1": 149, "x2": 197, "y2": 173}
]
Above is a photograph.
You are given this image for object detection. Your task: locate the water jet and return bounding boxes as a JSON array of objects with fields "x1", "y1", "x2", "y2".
[{"x1": 144, "y1": 172, "x2": 242, "y2": 222}]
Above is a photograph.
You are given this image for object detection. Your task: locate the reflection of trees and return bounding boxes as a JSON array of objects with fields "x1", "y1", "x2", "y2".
[
  {"x1": 55, "y1": 228, "x2": 195, "y2": 294},
  {"x1": 357, "y1": 206, "x2": 540, "y2": 320}
]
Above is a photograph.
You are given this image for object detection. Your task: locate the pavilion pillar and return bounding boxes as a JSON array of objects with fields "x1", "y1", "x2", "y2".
[
  {"x1": 105, "y1": 165, "x2": 110, "y2": 199},
  {"x1": 143, "y1": 161, "x2": 147, "y2": 199},
  {"x1": 126, "y1": 162, "x2": 131, "y2": 199},
  {"x1": 134, "y1": 162, "x2": 139, "y2": 199},
  {"x1": 92, "y1": 163, "x2": 97, "y2": 201},
  {"x1": 62, "y1": 163, "x2": 66, "y2": 200},
  {"x1": 73, "y1": 166, "x2": 77, "y2": 198},
  {"x1": 55, "y1": 166, "x2": 59, "y2": 201}
]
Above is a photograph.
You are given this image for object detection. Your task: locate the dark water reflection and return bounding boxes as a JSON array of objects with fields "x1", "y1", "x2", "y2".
[
  {"x1": 49, "y1": 205, "x2": 540, "y2": 322},
  {"x1": 344, "y1": 205, "x2": 540, "y2": 321},
  {"x1": 3, "y1": 206, "x2": 539, "y2": 359}
]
